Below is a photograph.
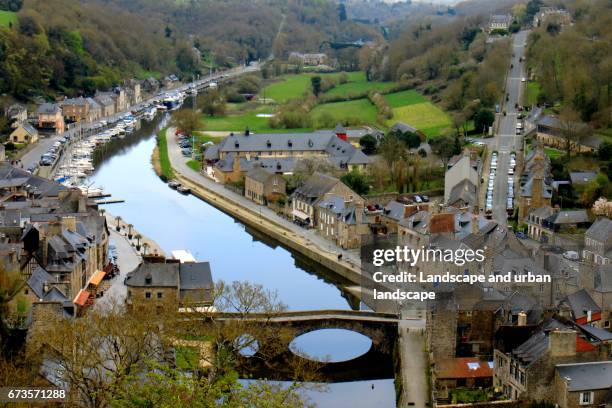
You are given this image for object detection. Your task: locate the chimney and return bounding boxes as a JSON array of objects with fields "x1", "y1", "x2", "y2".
[
  {"x1": 517, "y1": 311, "x2": 527, "y2": 326},
  {"x1": 62, "y1": 216, "x2": 77, "y2": 233},
  {"x1": 472, "y1": 214, "x2": 479, "y2": 234},
  {"x1": 78, "y1": 194, "x2": 87, "y2": 213},
  {"x1": 548, "y1": 329, "x2": 577, "y2": 358},
  {"x1": 43, "y1": 282, "x2": 49, "y2": 294}
]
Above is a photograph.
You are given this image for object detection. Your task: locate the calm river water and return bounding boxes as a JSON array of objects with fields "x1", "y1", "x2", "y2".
[{"x1": 89, "y1": 114, "x2": 395, "y2": 407}]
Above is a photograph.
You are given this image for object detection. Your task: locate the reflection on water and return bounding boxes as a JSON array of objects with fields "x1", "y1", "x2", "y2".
[
  {"x1": 89, "y1": 114, "x2": 395, "y2": 406},
  {"x1": 290, "y1": 329, "x2": 372, "y2": 363}
]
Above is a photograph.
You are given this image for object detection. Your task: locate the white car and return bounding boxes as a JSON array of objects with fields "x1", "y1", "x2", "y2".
[
  {"x1": 508, "y1": 168, "x2": 514, "y2": 175},
  {"x1": 521, "y1": 77, "x2": 526, "y2": 82}
]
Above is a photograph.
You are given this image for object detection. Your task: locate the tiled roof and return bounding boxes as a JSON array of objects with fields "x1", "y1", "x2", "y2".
[{"x1": 435, "y1": 357, "x2": 493, "y2": 379}]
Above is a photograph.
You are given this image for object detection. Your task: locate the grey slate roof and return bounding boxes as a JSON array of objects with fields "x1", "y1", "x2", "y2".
[
  {"x1": 578, "y1": 324, "x2": 612, "y2": 342},
  {"x1": 27, "y1": 266, "x2": 56, "y2": 299},
  {"x1": 0, "y1": 163, "x2": 66, "y2": 198},
  {"x1": 383, "y1": 200, "x2": 408, "y2": 221},
  {"x1": 178, "y1": 262, "x2": 213, "y2": 290},
  {"x1": 37, "y1": 103, "x2": 61, "y2": 115},
  {"x1": 391, "y1": 122, "x2": 418, "y2": 134},
  {"x1": 61, "y1": 97, "x2": 88, "y2": 106},
  {"x1": 563, "y1": 289, "x2": 601, "y2": 320},
  {"x1": 547, "y1": 210, "x2": 589, "y2": 225},
  {"x1": 20, "y1": 123, "x2": 39, "y2": 136},
  {"x1": 512, "y1": 319, "x2": 569, "y2": 366},
  {"x1": 448, "y1": 179, "x2": 477, "y2": 207},
  {"x1": 556, "y1": 362, "x2": 612, "y2": 391},
  {"x1": 246, "y1": 166, "x2": 274, "y2": 184},
  {"x1": 594, "y1": 264, "x2": 612, "y2": 293},
  {"x1": 318, "y1": 195, "x2": 358, "y2": 225},
  {"x1": 125, "y1": 263, "x2": 179, "y2": 287},
  {"x1": 585, "y1": 218, "x2": 612, "y2": 243},
  {"x1": 569, "y1": 171, "x2": 597, "y2": 185},
  {"x1": 293, "y1": 173, "x2": 339, "y2": 202}
]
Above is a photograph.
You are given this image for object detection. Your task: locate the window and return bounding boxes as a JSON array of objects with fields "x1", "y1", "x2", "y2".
[
  {"x1": 145, "y1": 292, "x2": 151, "y2": 299},
  {"x1": 157, "y1": 292, "x2": 163, "y2": 299},
  {"x1": 580, "y1": 391, "x2": 593, "y2": 405}
]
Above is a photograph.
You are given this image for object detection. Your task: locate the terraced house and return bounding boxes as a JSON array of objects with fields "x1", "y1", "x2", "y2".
[{"x1": 0, "y1": 163, "x2": 110, "y2": 323}]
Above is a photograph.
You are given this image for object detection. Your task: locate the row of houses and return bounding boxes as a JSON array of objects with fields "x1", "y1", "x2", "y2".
[
  {"x1": 0, "y1": 163, "x2": 111, "y2": 327},
  {"x1": 3, "y1": 80, "x2": 143, "y2": 140}
]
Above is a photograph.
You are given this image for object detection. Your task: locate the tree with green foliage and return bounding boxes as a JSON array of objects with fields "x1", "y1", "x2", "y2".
[
  {"x1": 311, "y1": 76, "x2": 322, "y2": 97},
  {"x1": 171, "y1": 110, "x2": 201, "y2": 136},
  {"x1": 473, "y1": 109, "x2": 495, "y2": 134},
  {"x1": 200, "y1": 89, "x2": 226, "y2": 117},
  {"x1": 341, "y1": 171, "x2": 369, "y2": 196},
  {"x1": 359, "y1": 134, "x2": 378, "y2": 155},
  {"x1": 598, "y1": 141, "x2": 612, "y2": 161}
]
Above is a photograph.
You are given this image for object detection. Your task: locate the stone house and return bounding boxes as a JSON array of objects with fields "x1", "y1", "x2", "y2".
[
  {"x1": 527, "y1": 206, "x2": 590, "y2": 243},
  {"x1": 535, "y1": 115, "x2": 598, "y2": 153},
  {"x1": 559, "y1": 289, "x2": 601, "y2": 326},
  {"x1": 125, "y1": 261, "x2": 213, "y2": 309},
  {"x1": 493, "y1": 319, "x2": 606, "y2": 402},
  {"x1": 5, "y1": 103, "x2": 27, "y2": 127},
  {"x1": 244, "y1": 166, "x2": 286, "y2": 205},
  {"x1": 553, "y1": 362, "x2": 612, "y2": 408},
  {"x1": 86, "y1": 98, "x2": 102, "y2": 123},
  {"x1": 583, "y1": 218, "x2": 612, "y2": 266},
  {"x1": 125, "y1": 80, "x2": 142, "y2": 106},
  {"x1": 289, "y1": 52, "x2": 327, "y2": 66},
  {"x1": 378, "y1": 200, "x2": 424, "y2": 234},
  {"x1": 444, "y1": 149, "x2": 479, "y2": 210},
  {"x1": 489, "y1": 14, "x2": 512, "y2": 32},
  {"x1": 533, "y1": 7, "x2": 572, "y2": 28},
  {"x1": 316, "y1": 195, "x2": 365, "y2": 249},
  {"x1": 10, "y1": 123, "x2": 39, "y2": 144},
  {"x1": 37, "y1": 103, "x2": 65, "y2": 134},
  {"x1": 94, "y1": 93, "x2": 115, "y2": 117},
  {"x1": 291, "y1": 173, "x2": 364, "y2": 228},
  {"x1": 518, "y1": 144, "x2": 553, "y2": 221},
  {"x1": 60, "y1": 97, "x2": 90, "y2": 123}
]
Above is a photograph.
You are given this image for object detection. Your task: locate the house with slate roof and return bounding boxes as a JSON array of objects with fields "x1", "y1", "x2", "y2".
[
  {"x1": 559, "y1": 289, "x2": 601, "y2": 325},
  {"x1": 536, "y1": 115, "x2": 598, "y2": 153},
  {"x1": 554, "y1": 361, "x2": 612, "y2": 408},
  {"x1": 10, "y1": 122, "x2": 39, "y2": 144},
  {"x1": 37, "y1": 103, "x2": 65, "y2": 134},
  {"x1": 518, "y1": 143, "x2": 553, "y2": 221},
  {"x1": 445, "y1": 149, "x2": 479, "y2": 210},
  {"x1": 493, "y1": 318, "x2": 606, "y2": 401},
  {"x1": 125, "y1": 261, "x2": 213, "y2": 309},
  {"x1": 316, "y1": 195, "x2": 366, "y2": 249},
  {"x1": 244, "y1": 165, "x2": 286, "y2": 205},
  {"x1": 583, "y1": 218, "x2": 612, "y2": 266},
  {"x1": 527, "y1": 206, "x2": 591, "y2": 243},
  {"x1": 291, "y1": 172, "x2": 364, "y2": 229}
]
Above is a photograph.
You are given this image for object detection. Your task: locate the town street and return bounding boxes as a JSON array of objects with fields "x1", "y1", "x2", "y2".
[{"x1": 492, "y1": 30, "x2": 529, "y2": 223}]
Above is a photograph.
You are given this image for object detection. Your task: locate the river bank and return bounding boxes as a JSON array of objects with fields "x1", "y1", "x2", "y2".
[{"x1": 153, "y1": 127, "x2": 364, "y2": 288}]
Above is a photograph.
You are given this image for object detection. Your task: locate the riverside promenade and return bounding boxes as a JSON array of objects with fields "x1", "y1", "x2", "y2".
[{"x1": 164, "y1": 127, "x2": 364, "y2": 286}]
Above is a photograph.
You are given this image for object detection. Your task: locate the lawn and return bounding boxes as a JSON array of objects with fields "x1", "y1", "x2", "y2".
[
  {"x1": 384, "y1": 90, "x2": 428, "y2": 108},
  {"x1": 0, "y1": 10, "x2": 17, "y2": 27},
  {"x1": 544, "y1": 147, "x2": 564, "y2": 159},
  {"x1": 200, "y1": 107, "x2": 310, "y2": 133},
  {"x1": 261, "y1": 74, "x2": 314, "y2": 103},
  {"x1": 311, "y1": 98, "x2": 378, "y2": 126},
  {"x1": 385, "y1": 101, "x2": 452, "y2": 138},
  {"x1": 324, "y1": 72, "x2": 396, "y2": 98},
  {"x1": 526, "y1": 82, "x2": 540, "y2": 106},
  {"x1": 156, "y1": 128, "x2": 174, "y2": 179}
]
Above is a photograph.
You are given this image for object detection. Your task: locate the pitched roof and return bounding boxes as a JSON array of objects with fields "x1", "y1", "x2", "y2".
[
  {"x1": 447, "y1": 179, "x2": 477, "y2": 207},
  {"x1": 390, "y1": 122, "x2": 418, "y2": 134},
  {"x1": 37, "y1": 103, "x2": 61, "y2": 115},
  {"x1": 563, "y1": 289, "x2": 601, "y2": 320},
  {"x1": 178, "y1": 262, "x2": 213, "y2": 290},
  {"x1": 578, "y1": 324, "x2": 612, "y2": 342},
  {"x1": 547, "y1": 210, "x2": 589, "y2": 225},
  {"x1": 569, "y1": 171, "x2": 597, "y2": 185},
  {"x1": 27, "y1": 266, "x2": 56, "y2": 299},
  {"x1": 246, "y1": 166, "x2": 274, "y2": 184},
  {"x1": 556, "y1": 362, "x2": 612, "y2": 391},
  {"x1": 585, "y1": 218, "x2": 612, "y2": 242},
  {"x1": 125, "y1": 263, "x2": 179, "y2": 287},
  {"x1": 435, "y1": 357, "x2": 493, "y2": 379},
  {"x1": 293, "y1": 173, "x2": 339, "y2": 200}
]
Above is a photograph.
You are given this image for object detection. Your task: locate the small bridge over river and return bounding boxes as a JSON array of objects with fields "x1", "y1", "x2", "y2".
[{"x1": 201, "y1": 310, "x2": 403, "y2": 382}]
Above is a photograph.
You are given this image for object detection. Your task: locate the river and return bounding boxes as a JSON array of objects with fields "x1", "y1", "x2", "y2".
[{"x1": 89, "y1": 113, "x2": 396, "y2": 407}]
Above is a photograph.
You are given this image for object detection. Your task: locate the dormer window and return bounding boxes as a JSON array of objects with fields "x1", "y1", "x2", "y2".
[
  {"x1": 308, "y1": 139, "x2": 313, "y2": 147},
  {"x1": 266, "y1": 140, "x2": 272, "y2": 148},
  {"x1": 234, "y1": 142, "x2": 239, "y2": 148},
  {"x1": 288, "y1": 140, "x2": 293, "y2": 147}
]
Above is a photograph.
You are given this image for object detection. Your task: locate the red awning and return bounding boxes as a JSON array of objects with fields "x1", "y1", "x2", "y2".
[
  {"x1": 89, "y1": 270, "x2": 106, "y2": 287},
  {"x1": 73, "y1": 289, "x2": 90, "y2": 307}
]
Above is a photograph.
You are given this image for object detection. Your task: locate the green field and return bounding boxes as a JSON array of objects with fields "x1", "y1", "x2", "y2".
[
  {"x1": 311, "y1": 98, "x2": 378, "y2": 125},
  {"x1": 201, "y1": 107, "x2": 310, "y2": 133},
  {"x1": 156, "y1": 128, "x2": 174, "y2": 179},
  {"x1": 0, "y1": 10, "x2": 17, "y2": 28},
  {"x1": 324, "y1": 72, "x2": 396, "y2": 98},
  {"x1": 384, "y1": 90, "x2": 428, "y2": 108},
  {"x1": 544, "y1": 147, "x2": 564, "y2": 159},
  {"x1": 386, "y1": 100, "x2": 452, "y2": 139},
  {"x1": 261, "y1": 74, "x2": 314, "y2": 103}
]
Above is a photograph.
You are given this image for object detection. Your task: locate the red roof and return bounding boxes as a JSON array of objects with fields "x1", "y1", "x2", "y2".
[
  {"x1": 576, "y1": 336, "x2": 597, "y2": 352},
  {"x1": 430, "y1": 213, "x2": 456, "y2": 234},
  {"x1": 73, "y1": 289, "x2": 90, "y2": 307},
  {"x1": 435, "y1": 357, "x2": 493, "y2": 379}
]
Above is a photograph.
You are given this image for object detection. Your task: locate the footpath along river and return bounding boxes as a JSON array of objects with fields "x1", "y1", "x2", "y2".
[{"x1": 88, "y1": 113, "x2": 396, "y2": 407}]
